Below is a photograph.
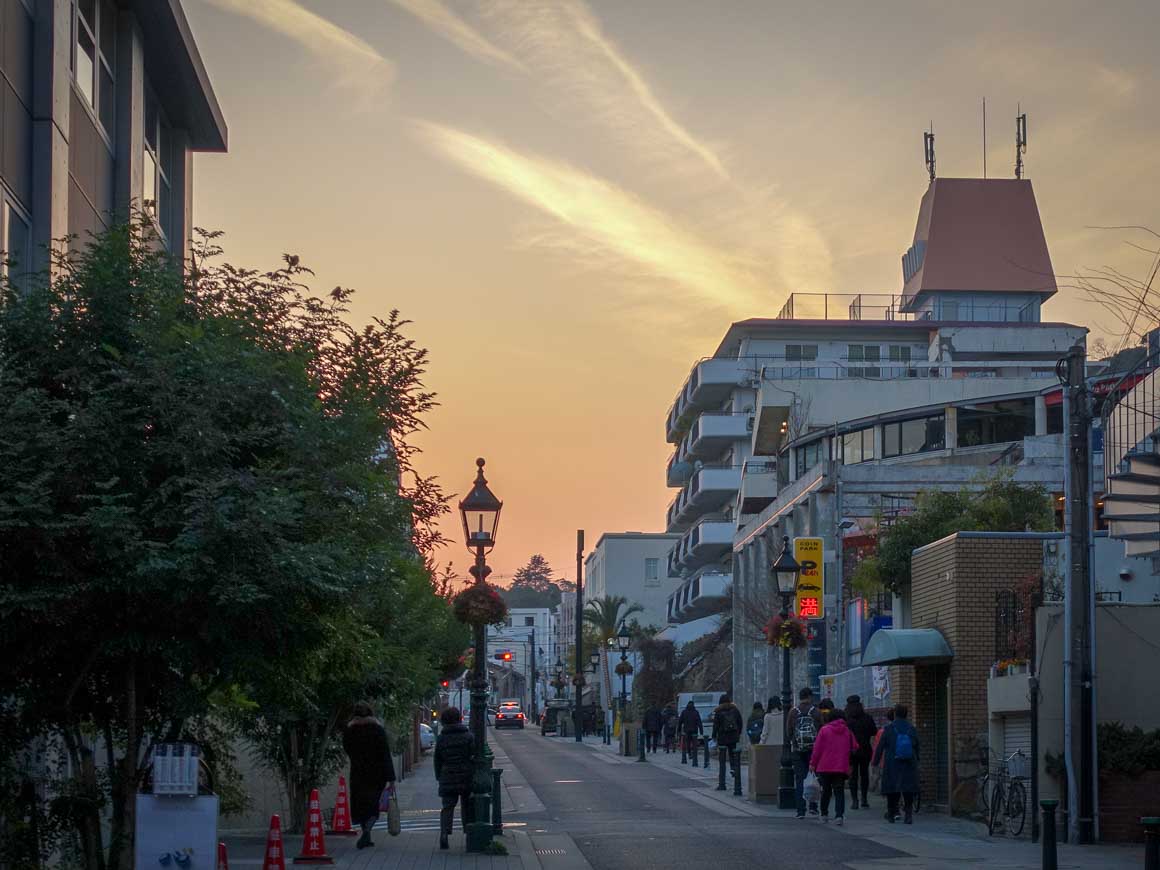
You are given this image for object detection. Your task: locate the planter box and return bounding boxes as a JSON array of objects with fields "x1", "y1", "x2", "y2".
[
  {"x1": 987, "y1": 673, "x2": 1031, "y2": 715},
  {"x1": 1099, "y1": 770, "x2": 1160, "y2": 842},
  {"x1": 747, "y1": 745, "x2": 781, "y2": 803}
]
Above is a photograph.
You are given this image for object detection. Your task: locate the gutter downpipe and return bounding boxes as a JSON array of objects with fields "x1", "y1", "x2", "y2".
[
  {"x1": 1062, "y1": 385, "x2": 1076, "y2": 843},
  {"x1": 1088, "y1": 417, "x2": 1099, "y2": 842}
]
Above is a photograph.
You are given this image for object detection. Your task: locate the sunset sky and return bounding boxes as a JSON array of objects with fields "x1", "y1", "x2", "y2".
[{"x1": 184, "y1": 0, "x2": 1160, "y2": 580}]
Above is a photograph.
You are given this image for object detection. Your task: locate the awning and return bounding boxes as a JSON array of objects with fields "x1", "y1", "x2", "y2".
[{"x1": 861, "y1": 628, "x2": 953, "y2": 666}]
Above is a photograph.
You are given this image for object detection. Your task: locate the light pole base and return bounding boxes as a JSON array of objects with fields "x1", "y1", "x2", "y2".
[
  {"x1": 465, "y1": 745, "x2": 494, "y2": 852},
  {"x1": 778, "y1": 757, "x2": 797, "y2": 811}
]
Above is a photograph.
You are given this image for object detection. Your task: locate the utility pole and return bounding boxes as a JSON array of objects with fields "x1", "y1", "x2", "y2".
[
  {"x1": 528, "y1": 634, "x2": 537, "y2": 723},
  {"x1": 1062, "y1": 344, "x2": 1095, "y2": 844},
  {"x1": 575, "y1": 530, "x2": 584, "y2": 743}
]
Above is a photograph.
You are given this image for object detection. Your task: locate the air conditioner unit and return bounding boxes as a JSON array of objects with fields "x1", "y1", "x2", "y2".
[{"x1": 746, "y1": 417, "x2": 754, "y2": 431}]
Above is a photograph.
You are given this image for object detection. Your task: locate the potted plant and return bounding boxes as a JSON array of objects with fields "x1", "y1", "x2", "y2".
[
  {"x1": 452, "y1": 583, "x2": 508, "y2": 627},
  {"x1": 614, "y1": 660, "x2": 634, "y2": 677},
  {"x1": 763, "y1": 613, "x2": 807, "y2": 649}
]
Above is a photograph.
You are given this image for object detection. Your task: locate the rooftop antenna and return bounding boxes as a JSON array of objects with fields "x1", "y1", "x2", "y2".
[
  {"x1": 1015, "y1": 106, "x2": 1028, "y2": 179},
  {"x1": 923, "y1": 123, "x2": 936, "y2": 184},
  {"x1": 982, "y1": 97, "x2": 987, "y2": 178}
]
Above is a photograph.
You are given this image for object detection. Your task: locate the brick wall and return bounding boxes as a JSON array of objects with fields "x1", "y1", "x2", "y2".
[
  {"x1": 1099, "y1": 771, "x2": 1160, "y2": 842},
  {"x1": 908, "y1": 534, "x2": 1043, "y2": 813}
]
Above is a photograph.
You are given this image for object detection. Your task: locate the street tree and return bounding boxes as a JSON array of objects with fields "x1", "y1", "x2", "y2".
[
  {"x1": 501, "y1": 554, "x2": 563, "y2": 608},
  {"x1": 0, "y1": 220, "x2": 456, "y2": 865}
]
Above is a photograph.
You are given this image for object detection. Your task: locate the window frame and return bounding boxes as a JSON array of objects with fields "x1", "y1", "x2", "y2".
[
  {"x1": 1, "y1": 190, "x2": 32, "y2": 289},
  {"x1": 882, "y1": 414, "x2": 946, "y2": 459},
  {"x1": 142, "y1": 81, "x2": 175, "y2": 242},
  {"x1": 71, "y1": 0, "x2": 116, "y2": 140},
  {"x1": 847, "y1": 345, "x2": 881, "y2": 379},
  {"x1": 644, "y1": 558, "x2": 659, "y2": 582},
  {"x1": 785, "y1": 344, "x2": 818, "y2": 378}
]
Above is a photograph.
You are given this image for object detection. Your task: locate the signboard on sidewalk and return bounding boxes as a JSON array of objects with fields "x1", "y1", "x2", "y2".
[{"x1": 793, "y1": 537, "x2": 824, "y2": 620}]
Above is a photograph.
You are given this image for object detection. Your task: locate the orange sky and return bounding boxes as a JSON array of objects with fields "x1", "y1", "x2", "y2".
[{"x1": 186, "y1": 0, "x2": 1160, "y2": 578}]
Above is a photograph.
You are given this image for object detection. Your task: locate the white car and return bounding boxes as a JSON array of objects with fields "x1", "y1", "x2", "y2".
[{"x1": 419, "y1": 722, "x2": 434, "y2": 751}]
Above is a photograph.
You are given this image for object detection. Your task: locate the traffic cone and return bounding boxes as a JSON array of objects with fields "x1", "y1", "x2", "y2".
[
  {"x1": 329, "y1": 777, "x2": 355, "y2": 835},
  {"x1": 262, "y1": 816, "x2": 286, "y2": 870},
  {"x1": 292, "y1": 789, "x2": 335, "y2": 865},
  {"x1": 217, "y1": 842, "x2": 229, "y2": 870}
]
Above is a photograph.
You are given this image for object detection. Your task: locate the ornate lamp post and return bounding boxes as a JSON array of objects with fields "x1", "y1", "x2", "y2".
[
  {"x1": 616, "y1": 626, "x2": 631, "y2": 718},
  {"x1": 456, "y1": 458, "x2": 503, "y2": 852},
  {"x1": 771, "y1": 535, "x2": 802, "y2": 811}
]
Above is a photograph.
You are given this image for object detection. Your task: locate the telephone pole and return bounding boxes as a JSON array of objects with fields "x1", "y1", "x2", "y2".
[{"x1": 575, "y1": 530, "x2": 585, "y2": 742}]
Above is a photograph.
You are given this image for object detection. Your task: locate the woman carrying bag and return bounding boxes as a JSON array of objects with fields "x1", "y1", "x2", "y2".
[{"x1": 342, "y1": 701, "x2": 396, "y2": 849}]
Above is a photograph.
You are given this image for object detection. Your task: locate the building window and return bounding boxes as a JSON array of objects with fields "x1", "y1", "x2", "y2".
[
  {"x1": 942, "y1": 300, "x2": 960, "y2": 320},
  {"x1": 785, "y1": 344, "x2": 818, "y2": 378},
  {"x1": 72, "y1": 0, "x2": 116, "y2": 137},
  {"x1": 797, "y1": 439, "x2": 824, "y2": 473},
  {"x1": 957, "y1": 398, "x2": 1036, "y2": 448},
  {"x1": 143, "y1": 85, "x2": 175, "y2": 242},
  {"x1": 644, "y1": 558, "x2": 659, "y2": 585},
  {"x1": 883, "y1": 415, "x2": 945, "y2": 458},
  {"x1": 2, "y1": 196, "x2": 31, "y2": 290},
  {"x1": 847, "y1": 345, "x2": 881, "y2": 378},
  {"x1": 523, "y1": 616, "x2": 535, "y2": 627},
  {"x1": 840, "y1": 427, "x2": 875, "y2": 465}
]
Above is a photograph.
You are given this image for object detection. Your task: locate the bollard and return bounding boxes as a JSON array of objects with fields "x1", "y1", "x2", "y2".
[
  {"x1": 1143, "y1": 817, "x2": 1160, "y2": 870},
  {"x1": 1041, "y1": 800, "x2": 1058, "y2": 870},
  {"x1": 637, "y1": 727, "x2": 648, "y2": 762},
  {"x1": 491, "y1": 769, "x2": 504, "y2": 835}
]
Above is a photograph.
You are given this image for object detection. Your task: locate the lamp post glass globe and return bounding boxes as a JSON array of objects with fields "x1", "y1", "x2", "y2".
[
  {"x1": 589, "y1": 650, "x2": 600, "y2": 667},
  {"x1": 772, "y1": 535, "x2": 801, "y2": 596},
  {"x1": 616, "y1": 626, "x2": 631, "y2": 651},
  {"x1": 458, "y1": 458, "x2": 503, "y2": 551}
]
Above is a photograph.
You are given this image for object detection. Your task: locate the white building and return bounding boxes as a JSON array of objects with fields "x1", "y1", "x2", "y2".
[
  {"x1": 554, "y1": 591, "x2": 576, "y2": 677},
  {"x1": 487, "y1": 607, "x2": 555, "y2": 714},
  {"x1": 584, "y1": 532, "x2": 681, "y2": 630},
  {"x1": 661, "y1": 176, "x2": 1115, "y2": 704}
]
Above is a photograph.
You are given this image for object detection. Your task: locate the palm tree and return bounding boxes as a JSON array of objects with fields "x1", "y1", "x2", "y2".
[{"x1": 583, "y1": 596, "x2": 644, "y2": 717}]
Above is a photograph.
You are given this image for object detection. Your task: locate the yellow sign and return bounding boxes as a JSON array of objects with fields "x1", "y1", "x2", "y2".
[{"x1": 793, "y1": 537, "x2": 824, "y2": 620}]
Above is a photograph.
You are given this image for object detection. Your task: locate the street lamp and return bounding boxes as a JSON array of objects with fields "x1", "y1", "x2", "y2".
[
  {"x1": 616, "y1": 626, "x2": 631, "y2": 717},
  {"x1": 458, "y1": 458, "x2": 502, "y2": 852},
  {"x1": 771, "y1": 535, "x2": 801, "y2": 811}
]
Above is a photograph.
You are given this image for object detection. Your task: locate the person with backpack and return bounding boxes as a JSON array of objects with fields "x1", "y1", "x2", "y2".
[
  {"x1": 845, "y1": 694, "x2": 877, "y2": 810},
  {"x1": 710, "y1": 693, "x2": 744, "y2": 795},
  {"x1": 809, "y1": 707, "x2": 859, "y2": 825},
  {"x1": 677, "y1": 700, "x2": 704, "y2": 765},
  {"x1": 872, "y1": 703, "x2": 920, "y2": 824},
  {"x1": 662, "y1": 704, "x2": 678, "y2": 753},
  {"x1": 643, "y1": 706, "x2": 663, "y2": 753},
  {"x1": 746, "y1": 701, "x2": 766, "y2": 746},
  {"x1": 786, "y1": 687, "x2": 823, "y2": 818}
]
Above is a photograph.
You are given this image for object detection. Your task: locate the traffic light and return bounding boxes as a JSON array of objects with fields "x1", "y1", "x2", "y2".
[
  {"x1": 440, "y1": 680, "x2": 449, "y2": 688},
  {"x1": 493, "y1": 651, "x2": 513, "y2": 662}
]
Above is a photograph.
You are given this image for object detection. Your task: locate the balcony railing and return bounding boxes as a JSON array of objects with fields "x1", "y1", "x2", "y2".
[
  {"x1": 776, "y1": 292, "x2": 921, "y2": 322},
  {"x1": 760, "y1": 361, "x2": 1058, "y2": 382}
]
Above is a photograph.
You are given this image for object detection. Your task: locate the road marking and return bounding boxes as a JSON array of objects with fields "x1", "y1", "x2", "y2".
[{"x1": 554, "y1": 780, "x2": 583, "y2": 783}]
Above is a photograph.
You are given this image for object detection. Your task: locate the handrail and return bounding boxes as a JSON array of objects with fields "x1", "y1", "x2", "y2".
[{"x1": 1100, "y1": 351, "x2": 1160, "y2": 483}]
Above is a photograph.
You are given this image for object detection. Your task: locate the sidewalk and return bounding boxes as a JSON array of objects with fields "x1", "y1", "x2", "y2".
[
  {"x1": 222, "y1": 741, "x2": 559, "y2": 869},
  {"x1": 574, "y1": 733, "x2": 1146, "y2": 870}
]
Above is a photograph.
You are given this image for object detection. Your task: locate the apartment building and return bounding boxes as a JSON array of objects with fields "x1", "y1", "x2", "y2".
[
  {"x1": 584, "y1": 532, "x2": 681, "y2": 630},
  {"x1": 6, "y1": 0, "x2": 226, "y2": 280},
  {"x1": 488, "y1": 607, "x2": 555, "y2": 714}
]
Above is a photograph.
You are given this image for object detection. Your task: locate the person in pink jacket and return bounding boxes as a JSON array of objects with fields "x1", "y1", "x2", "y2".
[{"x1": 809, "y1": 708, "x2": 859, "y2": 824}]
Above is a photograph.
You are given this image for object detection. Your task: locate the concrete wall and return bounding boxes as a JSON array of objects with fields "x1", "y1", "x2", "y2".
[{"x1": 585, "y1": 533, "x2": 681, "y2": 630}]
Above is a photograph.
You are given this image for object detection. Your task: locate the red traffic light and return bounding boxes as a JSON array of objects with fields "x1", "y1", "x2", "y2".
[
  {"x1": 493, "y1": 651, "x2": 513, "y2": 662},
  {"x1": 440, "y1": 680, "x2": 449, "y2": 688},
  {"x1": 502, "y1": 652, "x2": 512, "y2": 661}
]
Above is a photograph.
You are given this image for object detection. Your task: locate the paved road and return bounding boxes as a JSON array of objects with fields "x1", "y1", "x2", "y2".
[{"x1": 491, "y1": 727, "x2": 905, "y2": 870}]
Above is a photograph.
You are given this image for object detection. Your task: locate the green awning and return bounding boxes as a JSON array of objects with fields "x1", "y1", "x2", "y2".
[{"x1": 862, "y1": 629, "x2": 953, "y2": 666}]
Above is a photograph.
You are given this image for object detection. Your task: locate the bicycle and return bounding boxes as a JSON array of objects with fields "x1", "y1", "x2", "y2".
[{"x1": 987, "y1": 750, "x2": 1028, "y2": 837}]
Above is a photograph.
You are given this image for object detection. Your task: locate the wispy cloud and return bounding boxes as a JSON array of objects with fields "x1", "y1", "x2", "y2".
[
  {"x1": 419, "y1": 122, "x2": 763, "y2": 313},
  {"x1": 480, "y1": 0, "x2": 727, "y2": 181},
  {"x1": 387, "y1": 0, "x2": 525, "y2": 71},
  {"x1": 205, "y1": 0, "x2": 394, "y2": 91}
]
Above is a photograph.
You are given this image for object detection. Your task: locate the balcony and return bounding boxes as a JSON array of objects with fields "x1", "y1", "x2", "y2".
[
  {"x1": 666, "y1": 358, "x2": 755, "y2": 442},
  {"x1": 666, "y1": 466, "x2": 743, "y2": 532},
  {"x1": 688, "y1": 412, "x2": 753, "y2": 458},
  {"x1": 669, "y1": 571, "x2": 731, "y2": 622},
  {"x1": 670, "y1": 518, "x2": 733, "y2": 574},
  {"x1": 739, "y1": 459, "x2": 778, "y2": 515}
]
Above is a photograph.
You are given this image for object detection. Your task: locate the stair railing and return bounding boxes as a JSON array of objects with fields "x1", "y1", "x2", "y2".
[{"x1": 1100, "y1": 352, "x2": 1160, "y2": 485}]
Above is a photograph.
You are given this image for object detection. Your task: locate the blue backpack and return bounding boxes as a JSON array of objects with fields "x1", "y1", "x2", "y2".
[{"x1": 895, "y1": 729, "x2": 915, "y2": 761}]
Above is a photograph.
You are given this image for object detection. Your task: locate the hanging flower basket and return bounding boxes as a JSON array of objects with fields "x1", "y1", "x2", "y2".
[
  {"x1": 452, "y1": 584, "x2": 508, "y2": 627},
  {"x1": 764, "y1": 613, "x2": 807, "y2": 649},
  {"x1": 550, "y1": 677, "x2": 567, "y2": 691},
  {"x1": 614, "y1": 660, "x2": 634, "y2": 677},
  {"x1": 571, "y1": 674, "x2": 586, "y2": 687}
]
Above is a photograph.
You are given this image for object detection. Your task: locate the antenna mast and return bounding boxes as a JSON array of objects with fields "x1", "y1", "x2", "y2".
[
  {"x1": 982, "y1": 97, "x2": 987, "y2": 178},
  {"x1": 923, "y1": 124, "x2": 936, "y2": 184},
  {"x1": 1015, "y1": 107, "x2": 1028, "y2": 179}
]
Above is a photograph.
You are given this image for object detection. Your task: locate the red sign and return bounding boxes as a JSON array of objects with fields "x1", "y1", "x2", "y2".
[{"x1": 798, "y1": 596, "x2": 821, "y2": 619}]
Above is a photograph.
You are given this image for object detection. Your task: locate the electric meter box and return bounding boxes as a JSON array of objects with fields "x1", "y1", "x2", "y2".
[
  {"x1": 152, "y1": 743, "x2": 201, "y2": 796},
  {"x1": 134, "y1": 794, "x2": 218, "y2": 868}
]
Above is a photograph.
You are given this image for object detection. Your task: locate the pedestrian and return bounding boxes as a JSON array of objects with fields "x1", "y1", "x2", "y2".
[
  {"x1": 677, "y1": 700, "x2": 703, "y2": 765},
  {"x1": 643, "y1": 705, "x2": 663, "y2": 753},
  {"x1": 870, "y1": 708, "x2": 894, "y2": 801},
  {"x1": 746, "y1": 701, "x2": 766, "y2": 746},
  {"x1": 710, "y1": 693, "x2": 744, "y2": 795},
  {"x1": 872, "y1": 704, "x2": 920, "y2": 824},
  {"x1": 433, "y1": 707, "x2": 474, "y2": 851},
  {"x1": 809, "y1": 707, "x2": 858, "y2": 825},
  {"x1": 818, "y1": 697, "x2": 835, "y2": 723},
  {"x1": 760, "y1": 696, "x2": 784, "y2": 747},
  {"x1": 662, "y1": 703, "x2": 678, "y2": 753},
  {"x1": 787, "y1": 687, "x2": 823, "y2": 818},
  {"x1": 342, "y1": 701, "x2": 396, "y2": 850},
  {"x1": 845, "y1": 694, "x2": 877, "y2": 810}
]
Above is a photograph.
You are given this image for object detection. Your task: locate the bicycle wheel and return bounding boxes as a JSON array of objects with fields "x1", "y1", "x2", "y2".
[
  {"x1": 988, "y1": 782, "x2": 1005, "y2": 836},
  {"x1": 1005, "y1": 781, "x2": 1027, "y2": 838},
  {"x1": 977, "y1": 773, "x2": 990, "y2": 815}
]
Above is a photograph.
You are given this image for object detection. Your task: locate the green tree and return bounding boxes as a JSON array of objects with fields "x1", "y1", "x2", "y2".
[
  {"x1": 583, "y1": 596, "x2": 644, "y2": 707},
  {"x1": 0, "y1": 221, "x2": 455, "y2": 865},
  {"x1": 500, "y1": 554, "x2": 563, "y2": 608},
  {"x1": 851, "y1": 474, "x2": 1054, "y2": 595}
]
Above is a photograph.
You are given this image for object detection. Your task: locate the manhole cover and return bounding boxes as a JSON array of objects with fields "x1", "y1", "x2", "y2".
[{"x1": 535, "y1": 848, "x2": 567, "y2": 856}]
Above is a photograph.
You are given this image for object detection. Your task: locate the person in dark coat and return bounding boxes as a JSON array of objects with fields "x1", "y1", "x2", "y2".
[
  {"x1": 872, "y1": 703, "x2": 920, "y2": 824},
  {"x1": 342, "y1": 701, "x2": 396, "y2": 849},
  {"x1": 845, "y1": 694, "x2": 877, "y2": 810},
  {"x1": 677, "y1": 700, "x2": 703, "y2": 765},
  {"x1": 710, "y1": 693, "x2": 744, "y2": 795},
  {"x1": 661, "y1": 704, "x2": 678, "y2": 753},
  {"x1": 433, "y1": 707, "x2": 475, "y2": 851},
  {"x1": 643, "y1": 706, "x2": 663, "y2": 753}
]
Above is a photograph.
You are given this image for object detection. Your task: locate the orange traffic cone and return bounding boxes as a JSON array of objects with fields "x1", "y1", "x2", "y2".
[
  {"x1": 293, "y1": 789, "x2": 335, "y2": 865},
  {"x1": 217, "y1": 842, "x2": 229, "y2": 870},
  {"x1": 329, "y1": 777, "x2": 355, "y2": 835},
  {"x1": 263, "y1": 815, "x2": 286, "y2": 870}
]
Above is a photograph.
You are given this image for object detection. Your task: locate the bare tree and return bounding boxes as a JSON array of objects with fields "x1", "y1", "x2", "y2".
[{"x1": 1063, "y1": 226, "x2": 1160, "y2": 350}]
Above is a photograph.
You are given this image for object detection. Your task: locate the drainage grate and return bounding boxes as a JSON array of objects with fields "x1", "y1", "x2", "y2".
[{"x1": 535, "y1": 848, "x2": 567, "y2": 856}]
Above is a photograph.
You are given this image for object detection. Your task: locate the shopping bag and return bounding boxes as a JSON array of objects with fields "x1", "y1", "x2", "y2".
[
  {"x1": 378, "y1": 786, "x2": 391, "y2": 813},
  {"x1": 386, "y1": 786, "x2": 401, "y2": 836},
  {"x1": 803, "y1": 771, "x2": 821, "y2": 803}
]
